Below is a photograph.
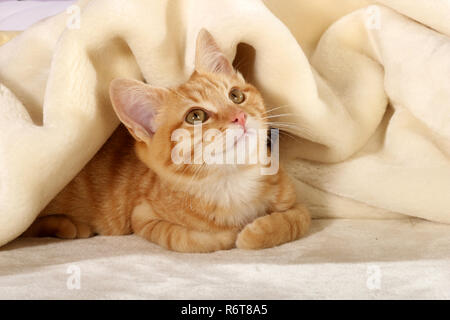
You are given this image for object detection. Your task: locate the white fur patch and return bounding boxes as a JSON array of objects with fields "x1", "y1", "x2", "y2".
[{"x1": 193, "y1": 166, "x2": 269, "y2": 227}]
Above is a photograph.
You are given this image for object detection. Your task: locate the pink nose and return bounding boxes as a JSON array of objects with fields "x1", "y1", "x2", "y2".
[{"x1": 232, "y1": 111, "x2": 247, "y2": 128}]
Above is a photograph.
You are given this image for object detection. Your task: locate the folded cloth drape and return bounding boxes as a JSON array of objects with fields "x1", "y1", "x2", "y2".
[{"x1": 0, "y1": 0, "x2": 449, "y2": 247}]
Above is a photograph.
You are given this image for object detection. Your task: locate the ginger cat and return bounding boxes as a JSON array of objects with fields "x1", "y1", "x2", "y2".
[{"x1": 23, "y1": 30, "x2": 310, "y2": 252}]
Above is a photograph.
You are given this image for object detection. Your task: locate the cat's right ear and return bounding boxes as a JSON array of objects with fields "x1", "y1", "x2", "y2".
[{"x1": 109, "y1": 79, "x2": 166, "y2": 142}]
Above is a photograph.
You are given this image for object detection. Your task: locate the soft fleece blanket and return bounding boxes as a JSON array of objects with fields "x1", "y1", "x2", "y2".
[
  {"x1": 0, "y1": 0, "x2": 449, "y2": 247},
  {"x1": 2, "y1": 218, "x2": 450, "y2": 299}
]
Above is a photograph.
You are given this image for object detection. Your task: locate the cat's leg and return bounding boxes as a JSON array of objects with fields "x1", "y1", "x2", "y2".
[
  {"x1": 133, "y1": 219, "x2": 238, "y2": 253},
  {"x1": 72, "y1": 221, "x2": 95, "y2": 238},
  {"x1": 131, "y1": 205, "x2": 238, "y2": 252},
  {"x1": 236, "y1": 203, "x2": 311, "y2": 250},
  {"x1": 22, "y1": 215, "x2": 94, "y2": 239},
  {"x1": 236, "y1": 169, "x2": 311, "y2": 250}
]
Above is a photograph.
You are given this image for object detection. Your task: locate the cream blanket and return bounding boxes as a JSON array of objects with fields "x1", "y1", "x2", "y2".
[
  {"x1": 0, "y1": 0, "x2": 449, "y2": 247},
  {"x1": 2, "y1": 218, "x2": 450, "y2": 299}
]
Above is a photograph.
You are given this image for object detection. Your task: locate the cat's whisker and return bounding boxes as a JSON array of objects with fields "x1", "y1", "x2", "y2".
[
  {"x1": 266, "y1": 121, "x2": 302, "y2": 127},
  {"x1": 265, "y1": 122, "x2": 313, "y2": 137},
  {"x1": 261, "y1": 113, "x2": 296, "y2": 120},
  {"x1": 262, "y1": 105, "x2": 290, "y2": 115},
  {"x1": 278, "y1": 130, "x2": 303, "y2": 143},
  {"x1": 263, "y1": 103, "x2": 300, "y2": 115},
  {"x1": 268, "y1": 125, "x2": 304, "y2": 133}
]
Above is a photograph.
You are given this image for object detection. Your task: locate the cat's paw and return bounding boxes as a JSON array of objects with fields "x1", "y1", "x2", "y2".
[
  {"x1": 236, "y1": 215, "x2": 277, "y2": 250},
  {"x1": 23, "y1": 215, "x2": 78, "y2": 239},
  {"x1": 236, "y1": 207, "x2": 310, "y2": 250},
  {"x1": 214, "y1": 229, "x2": 240, "y2": 251}
]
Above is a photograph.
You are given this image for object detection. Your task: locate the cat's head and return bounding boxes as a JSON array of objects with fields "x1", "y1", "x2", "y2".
[{"x1": 110, "y1": 29, "x2": 268, "y2": 184}]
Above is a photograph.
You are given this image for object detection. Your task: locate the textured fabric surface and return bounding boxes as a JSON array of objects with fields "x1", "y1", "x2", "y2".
[
  {"x1": 1, "y1": 218, "x2": 450, "y2": 299},
  {"x1": 0, "y1": 0, "x2": 449, "y2": 247}
]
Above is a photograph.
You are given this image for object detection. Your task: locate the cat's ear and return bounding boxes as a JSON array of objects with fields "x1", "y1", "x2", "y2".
[
  {"x1": 109, "y1": 79, "x2": 166, "y2": 142},
  {"x1": 195, "y1": 29, "x2": 234, "y2": 76}
]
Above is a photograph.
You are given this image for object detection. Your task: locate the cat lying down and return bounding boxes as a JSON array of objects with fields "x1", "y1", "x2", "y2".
[{"x1": 22, "y1": 30, "x2": 311, "y2": 253}]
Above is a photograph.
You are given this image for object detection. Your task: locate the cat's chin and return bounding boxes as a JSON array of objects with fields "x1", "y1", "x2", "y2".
[{"x1": 202, "y1": 162, "x2": 263, "y2": 181}]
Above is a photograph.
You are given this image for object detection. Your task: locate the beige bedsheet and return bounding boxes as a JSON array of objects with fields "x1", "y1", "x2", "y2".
[{"x1": 1, "y1": 218, "x2": 449, "y2": 299}]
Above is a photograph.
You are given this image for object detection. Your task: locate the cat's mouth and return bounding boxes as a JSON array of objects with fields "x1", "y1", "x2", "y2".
[
  {"x1": 197, "y1": 117, "x2": 267, "y2": 164},
  {"x1": 226, "y1": 126, "x2": 261, "y2": 154}
]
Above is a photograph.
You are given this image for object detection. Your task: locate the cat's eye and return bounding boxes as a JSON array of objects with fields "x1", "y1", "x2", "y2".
[
  {"x1": 185, "y1": 109, "x2": 209, "y2": 125},
  {"x1": 229, "y1": 88, "x2": 245, "y2": 104}
]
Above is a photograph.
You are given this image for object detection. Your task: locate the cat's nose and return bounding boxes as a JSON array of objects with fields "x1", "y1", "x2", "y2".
[{"x1": 231, "y1": 111, "x2": 247, "y2": 128}]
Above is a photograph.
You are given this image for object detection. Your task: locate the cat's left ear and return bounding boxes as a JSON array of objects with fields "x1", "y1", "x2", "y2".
[
  {"x1": 195, "y1": 29, "x2": 234, "y2": 76},
  {"x1": 109, "y1": 79, "x2": 166, "y2": 142}
]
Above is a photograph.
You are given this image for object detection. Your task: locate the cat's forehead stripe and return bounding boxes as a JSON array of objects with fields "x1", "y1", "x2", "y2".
[
  {"x1": 202, "y1": 77, "x2": 221, "y2": 90},
  {"x1": 178, "y1": 77, "x2": 227, "y2": 105}
]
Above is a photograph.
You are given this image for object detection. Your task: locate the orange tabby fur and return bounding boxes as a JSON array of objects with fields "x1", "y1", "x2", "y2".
[{"x1": 23, "y1": 30, "x2": 311, "y2": 252}]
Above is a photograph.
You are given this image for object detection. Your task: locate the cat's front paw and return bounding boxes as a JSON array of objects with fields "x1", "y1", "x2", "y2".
[
  {"x1": 236, "y1": 207, "x2": 310, "y2": 250},
  {"x1": 236, "y1": 215, "x2": 278, "y2": 250}
]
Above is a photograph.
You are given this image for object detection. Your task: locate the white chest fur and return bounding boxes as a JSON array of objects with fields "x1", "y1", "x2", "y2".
[{"x1": 193, "y1": 167, "x2": 270, "y2": 227}]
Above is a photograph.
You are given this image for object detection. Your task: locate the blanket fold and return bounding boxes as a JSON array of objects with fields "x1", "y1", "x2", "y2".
[{"x1": 0, "y1": 0, "x2": 449, "y2": 247}]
